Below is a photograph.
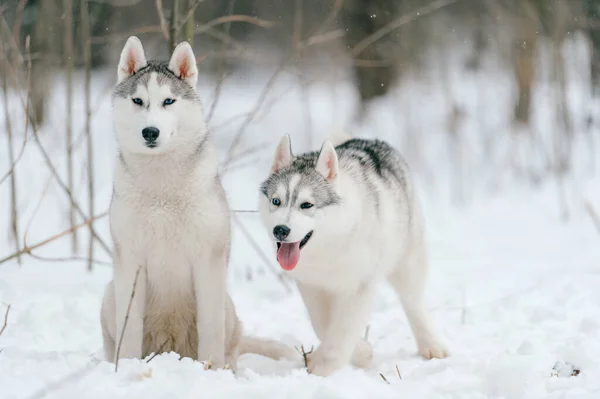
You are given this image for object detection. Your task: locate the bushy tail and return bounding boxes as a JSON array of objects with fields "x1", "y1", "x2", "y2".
[{"x1": 239, "y1": 336, "x2": 300, "y2": 362}]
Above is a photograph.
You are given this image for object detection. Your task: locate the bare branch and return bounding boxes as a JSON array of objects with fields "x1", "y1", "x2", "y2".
[
  {"x1": 0, "y1": 28, "x2": 112, "y2": 257},
  {"x1": 195, "y1": 15, "x2": 275, "y2": 35},
  {"x1": 169, "y1": 0, "x2": 180, "y2": 52},
  {"x1": 81, "y1": 0, "x2": 95, "y2": 270},
  {"x1": 155, "y1": 0, "x2": 170, "y2": 40},
  {"x1": 206, "y1": 0, "x2": 235, "y2": 123},
  {"x1": 222, "y1": 59, "x2": 288, "y2": 169},
  {"x1": 585, "y1": 201, "x2": 600, "y2": 236},
  {"x1": 28, "y1": 253, "x2": 112, "y2": 267},
  {"x1": 177, "y1": 0, "x2": 204, "y2": 33},
  {"x1": 115, "y1": 264, "x2": 143, "y2": 372},
  {"x1": 0, "y1": 212, "x2": 109, "y2": 266},
  {"x1": 0, "y1": 36, "x2": 20, "y2": 264},
  {"x1": 64, "y1": 0, "x2": 78, "y2": 254},
  {"x1": 232, "y1": 216, "x2": 292, "y2": 292},
  {"x1": 0, "y1": 304, "x2": 11, "y2": 338},
  {"x1": 351, "y1": 0, "x2": 460, "y2": 58}
]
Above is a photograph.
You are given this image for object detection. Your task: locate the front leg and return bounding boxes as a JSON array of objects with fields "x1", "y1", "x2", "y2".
[
  {"x1": 113, "y1": 251, "x2": 147, "y2": 362},
  {"x1": 308, "y1": 284, "x2": 375, "y2": 377},
  {"x1": 193, "y1": 245, "x2": 227, "y2": 368}
]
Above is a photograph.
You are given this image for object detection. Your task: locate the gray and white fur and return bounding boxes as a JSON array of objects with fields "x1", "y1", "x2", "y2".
[
  {"x1": 101, "y1": 36, "x2": 297, "y2": 369},
  {"x1": 259, "y1": 134, "x2": 449, "y2": 376}
]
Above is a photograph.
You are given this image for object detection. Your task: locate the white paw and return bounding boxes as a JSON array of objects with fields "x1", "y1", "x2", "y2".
[
  {"x1": 307, "y1": 348, "x2": 345, "y2": 377},
  {"x1": 350, "y1": 340, "x2": 373, "y2": 369},
  {"x1": 419, "y1": 344, "x2": 449, "y2": 359}
]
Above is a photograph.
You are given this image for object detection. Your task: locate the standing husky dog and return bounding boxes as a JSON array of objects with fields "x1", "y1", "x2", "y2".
[
  {"x1": 259, "y1": 135, "x2": 449, "y2": 376},
  {"x1": 101, "y1": 36, "x2": 296, "y2": 369}
]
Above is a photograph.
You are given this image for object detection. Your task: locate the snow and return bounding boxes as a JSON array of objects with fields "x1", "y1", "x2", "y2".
[{"x1": 1, "y1": 39, "x2": 600, "y2": 398}]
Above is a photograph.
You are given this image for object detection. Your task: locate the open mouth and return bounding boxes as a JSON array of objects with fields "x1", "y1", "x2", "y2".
[{"x1": 276, "y1": 231, "x2": 313, "y2": 271}]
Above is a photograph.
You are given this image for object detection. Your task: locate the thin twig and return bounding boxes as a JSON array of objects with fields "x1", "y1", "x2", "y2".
[
  {"x1": 0, "y1": 212, "x2": 109, "y2": 266},
  {"x1": 396, "y1": 364, "x2": 402, "y2": 379},
  {"x1": 115, "y1": 264, "x2": 143, "y2": 372},
  {"x1": 146, "y1": 338, "x2": 171, "y2": 363},
  {"x1": 585, "y1": 201, "x2": 600, "y2": 236},
  {"x1": 380, "y1": 373, "x2": 390, "y2": 384},
  {"x1": 23, "y1": 174, "x2": 54, "y2": 249},
  {"x1": 232, "y1": 216, "x2": 292, "y2": 292},
  {"x1": 294, "y1": 344, "x2": 313, "y2": 368},
  {"x1": 0, "y1": 304, "x2": 11, "y2": 338},
  {"x1": 351, "y1": 0, "x2": 460, "y2": 57},
  {"x1": 28, "y1": 253, "x2": 112, "y2": 267},
  {"x1": 222, "y1": 59, "x2": 288, "y2": 169}
]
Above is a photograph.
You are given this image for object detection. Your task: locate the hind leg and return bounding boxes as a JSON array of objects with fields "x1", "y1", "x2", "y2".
[
  {"x1": 100, "y1": 281, "x2": 116, "y2": 362},
  {"x1": 388, "y1": 243, "x2": 448, "y2": 359}
]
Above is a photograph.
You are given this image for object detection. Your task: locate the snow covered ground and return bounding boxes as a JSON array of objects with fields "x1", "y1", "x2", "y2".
[{"x1": 1, "y1": 45, "x2": 600, "y2": 397}]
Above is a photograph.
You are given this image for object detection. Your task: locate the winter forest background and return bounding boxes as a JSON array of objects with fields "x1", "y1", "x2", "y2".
[{"x1": 1, "y1": 1, "x2": 600, "y2": 398}]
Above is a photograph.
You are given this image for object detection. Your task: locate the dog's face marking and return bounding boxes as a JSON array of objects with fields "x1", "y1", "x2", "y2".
[
  {"x1": 259, "y1": 135, "x2": 341, "y2": 270},
  {"x1": 113, "y1": 36, "x2": 202, "y2": 155}
]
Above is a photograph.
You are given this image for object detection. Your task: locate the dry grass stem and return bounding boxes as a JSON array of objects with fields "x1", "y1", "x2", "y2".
[
  {"x1": 115, "y1": 264, "x2": 143, "y2": 372},
  {"x1": 295, "y1": 344, "x2": 313, "y2": 368}
]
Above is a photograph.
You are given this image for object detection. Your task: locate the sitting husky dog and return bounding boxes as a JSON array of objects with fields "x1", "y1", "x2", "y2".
[
  {"x1": 101, "y1": 36, "x2": 296, "y2": 369},
  {"x1": 259, "y1": 135, "x2": 449, "y2": 376}
]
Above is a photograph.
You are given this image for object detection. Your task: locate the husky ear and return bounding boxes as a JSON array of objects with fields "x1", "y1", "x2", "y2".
[
  {"x1": 271, "y1": 134, "x2": 293, "y2": 173},
  {"x1": 315, "y1": 140, "x2": 339, "y2": 182},
  {"x1": 168, "y1": 41, "x2": 198, "y2": 88},
  {"x1": 118, "y1": 36, "x2": 147, "y2": 83}
]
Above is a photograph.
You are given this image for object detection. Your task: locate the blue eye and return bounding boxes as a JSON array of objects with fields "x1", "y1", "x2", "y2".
[
  {"x1": 272, "y1": 198, "x2": 281, "y2": 206},
  {"x1": 300, "y1": 202, "x2": 313, "y2": 209},
  {"x1": 163, "y1": 98, "x2": 176, "y2": 106},
  {"x1": 132, "y1": 98, "x2": 143, "y2": 106}
]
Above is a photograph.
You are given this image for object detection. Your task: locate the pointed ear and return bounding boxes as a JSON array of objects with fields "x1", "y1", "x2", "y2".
[
  {"x1": 168, "y1": 41, "x2": 198, "y2": 88},
  {"x1": 315, "y1": 140, "x2": 339, "y2": 182},
  {"x1": 271, "y1": 134, "x2": 293, "y2": 173},
  {"x1": 117, "y1": 36, "x2": 147, "y2": 83}
]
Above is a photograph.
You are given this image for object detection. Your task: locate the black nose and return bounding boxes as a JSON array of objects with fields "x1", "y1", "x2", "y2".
[
  {"x1": 273, "y1": 225, "x2": 290, "y2": 241},
  {"x1": 142, "y1": 127, "x2": 160, "y2": 143}
]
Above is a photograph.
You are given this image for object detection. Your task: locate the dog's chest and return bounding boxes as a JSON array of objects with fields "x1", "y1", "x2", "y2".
[{"x1": 111, "y1": 188, "x2": 219, "y2": 286}]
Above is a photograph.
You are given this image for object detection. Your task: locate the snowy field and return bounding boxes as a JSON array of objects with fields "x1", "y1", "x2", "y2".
[{"x1": 1, "y1": 41, "x2": 600, "y2": 398}]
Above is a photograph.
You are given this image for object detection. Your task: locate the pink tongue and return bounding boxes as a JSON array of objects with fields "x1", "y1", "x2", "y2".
[{"x1": 277, "y1": 242, "x2": 301, "y2": 271}]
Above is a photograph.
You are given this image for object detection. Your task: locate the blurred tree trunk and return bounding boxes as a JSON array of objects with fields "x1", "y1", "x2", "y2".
[
  {"x1": 30, "y1": 0, "x2": 59, "y2": 125},
  {"x1": 583, "y1": 0, "x2": 600, "y2": 94},
  {"x1": 340, "y1": 0, "x2": 397, "y2": 116},
  {"x1": 63, "y1": 0, "x2": 78, "y2": 254},
  {"x1": 513, "y1": 1, "x2": 538, "y2": 127}
]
